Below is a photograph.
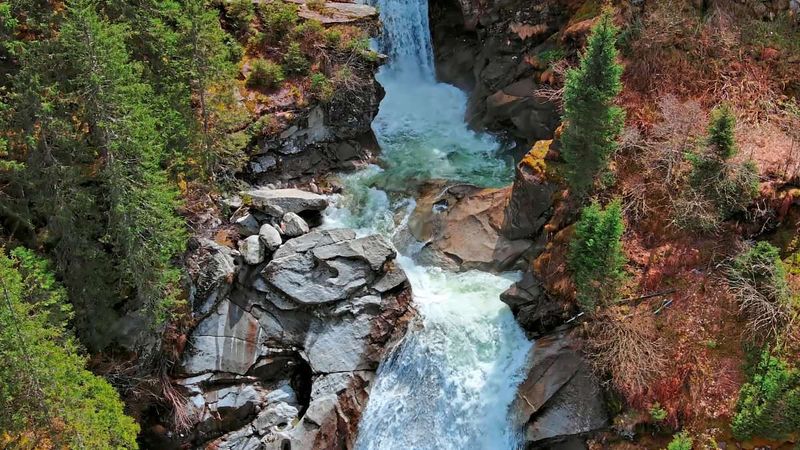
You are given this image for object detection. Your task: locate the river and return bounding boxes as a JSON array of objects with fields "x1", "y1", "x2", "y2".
[{"x1": 321, "y1": 0, "x2": 534, "y2": 447}]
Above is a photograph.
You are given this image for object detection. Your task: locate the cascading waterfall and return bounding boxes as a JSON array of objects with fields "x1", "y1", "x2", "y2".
[{"x1": 322, "y1": 0, "x2": 533, "y2": 447}]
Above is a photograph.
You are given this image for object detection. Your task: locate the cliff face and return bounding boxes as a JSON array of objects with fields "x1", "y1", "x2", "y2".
[
  {"x1": 141, "y1": 191, "x2": 414, "y2": 449},
  {"x1": 428, "y1": 0, "x2": 582, "y2": 147}
]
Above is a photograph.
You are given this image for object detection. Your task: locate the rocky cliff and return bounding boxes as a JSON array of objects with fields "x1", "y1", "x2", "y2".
[{"x1": 142, "y1": 189, "x2": 414, "y2": 449}]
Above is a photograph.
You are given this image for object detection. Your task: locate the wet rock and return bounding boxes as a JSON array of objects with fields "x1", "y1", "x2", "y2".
[
  {"x1": 513, "y1": 331, "x2": 609, "y2": 447},
  {"x1": 240, "y1": 235, "x2": 265, "y2": 265},
  {"x1": 259, "y1": 224, "x2": 283, "y2": 251},
  {"x1": 409, "y1": 183, "x2": 532, "y2": 271},
  {"x1": 242, "y1": 188, "x2": 328, "y2": 216},
  {"x1": 280, "y1": 212, "x2": 310, "y2": 237}
]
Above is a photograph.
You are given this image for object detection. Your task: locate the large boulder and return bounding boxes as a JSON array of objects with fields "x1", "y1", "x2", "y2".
[
  {"x1": 174, "y1": 221, "x2": 415, "y2": 448},
  {"x1": 408, "y1": 183, "x2": 532, "y2": 271},
  {"x1": 513, "y1": 331, "x2": 609, "y2": 447},
  {"x1": 242, "y1": 188, "x2": 329, "y2": 217},
  {"x1": 502, "y1": 139, "x2": 558, "y2": 240}
]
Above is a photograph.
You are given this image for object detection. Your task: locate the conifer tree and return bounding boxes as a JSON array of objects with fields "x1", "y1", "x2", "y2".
[
  {"x1": 560, "y1": 10, "x2": 625, "y2": 197},
  {"x1": 569, "y1": 198, "x2": 626, "y2": 310},
  {"x1": 0, "y1": 247, "x2": 139, "y2": 448}
]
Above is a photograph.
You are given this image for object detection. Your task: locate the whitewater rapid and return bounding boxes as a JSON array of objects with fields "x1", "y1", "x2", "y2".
[{"x1": 321, "y1": 0, "x2": 534, "y2": 447}]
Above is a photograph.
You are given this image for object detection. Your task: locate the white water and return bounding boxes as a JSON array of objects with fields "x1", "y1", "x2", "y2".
[{"x1": 322, "y1": 0, "x2": 533, "y2": 447}]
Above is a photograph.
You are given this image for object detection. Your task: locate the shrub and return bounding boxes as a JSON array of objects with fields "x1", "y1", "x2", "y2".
[
  {"x1": 686, "y1": 104, "x2": 759, "y2": 219},
  {"x1": 667, "y1": 431, "x2": 693, "y2": 450},
  {"x1": 225, "y1": 0, "x2": 255, "y2": 37},
  {"x1": 650, "y1": 403, "x2": 668, "y2": 421},
  {"x1": 585, "y1": 306, "x2": 665, "y2": 397},
  {"x1": 727, "y1": 241, "x2": 792, "y2": 339},
  {"x1": 0, "y1": 247, "x2": 139, "y2": 448},
  {"x1": 247, "y1": 58, "x2": 285, "y2": 89},
  {"x1": 291, "y1": 19, "x2": 325, "y2": 50},
  {"x1": 258, "y1": 0, "x2": 299, "y2": 45},
  {"x1": 324, "y1": 27, "x2": 342, "y2": 47},
  {"x1": 307, "y1": 0, "x2": 327, "y2": 13},
  {"x1": 309, "y1": 72, "x2": 333, "y2": 102},
  {"x1": 569, "y1": 198, "x2": 626, "y2": 310},
  {"x1": 560, "y1": 10, "x2": 625, "y2": 197},
  {"x1": 731, "y1": 351, "x2": 800, "y2": 441},
  {"x1": 283, "y1": 41, "x2": 309, "y2": 75}
]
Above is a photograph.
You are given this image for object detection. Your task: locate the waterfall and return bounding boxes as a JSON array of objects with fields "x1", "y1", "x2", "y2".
[{"x1": 322, "y1": 0, "x2": 534, "y2": 448}]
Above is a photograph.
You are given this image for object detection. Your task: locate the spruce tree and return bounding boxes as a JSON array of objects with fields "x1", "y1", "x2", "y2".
[
  {"x1": 560, "y1": 10, "x2": 625, "y2": 197},
  {"x1": 569, "y1": 198, "x2": 626, "y2": 310},
  {"x1": 0, "y1": 247, "x2": 139, "y2": 448},
  {"x1": 686, "y1": 104, "x2": 758, "y2": 222}
]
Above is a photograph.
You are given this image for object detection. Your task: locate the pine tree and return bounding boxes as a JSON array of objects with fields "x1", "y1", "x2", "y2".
[
  {"x1": 569, "y1": 198, "x2": 626, "y2": 310},
  {"x1": 687, "y1": 104, "x2": 758, "y2": 221},
  {"x1": 0, "y1": 247, "x2": 139, "y2": 448},
  {"x1": 560, "y1": 10, "x2": 625, "y2": 197}
]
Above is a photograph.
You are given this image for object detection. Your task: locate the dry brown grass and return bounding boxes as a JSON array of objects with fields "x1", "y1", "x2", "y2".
[{"x1": 583, "y1": 305, "x2": 667, "y2": 399}]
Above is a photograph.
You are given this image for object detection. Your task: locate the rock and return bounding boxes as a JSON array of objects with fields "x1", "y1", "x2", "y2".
[
  {"x1": 259, "y1": 224, "x2": 283, "y2": 251},
  {"x1": 192, "y1": 239, "x2": 240, "y2": 317},
  {"x1": 305, "y1": 312, "x2": 373, "y2": 373},
  {"x1": 273, "y1": 228, "x2": 357, "y2": 260},
  {"x1": 311, "y1": 234, "x2": 395, "y2": 271},
  {"x1": 239, "y1": 235, "x2": 265, "y2": 265},
  {"x1": 172, "y1": 224, "x2": 414, "y2": 449},
  {"x1": 235, "y1": 213, "x2": 261, "y2": 237},
  {"x1": 513, "y1": 331, "x2": 609, "y2": 446},
  {"x1": 281, "y1": 212, "x2": 310, "y2": 237},
  {"x1": 502, "y1": 140, "x2": 558, "y2": 240},
  {"x1": 249, "y1": 154, "x2": 277, "y2": 174},
  {"x1": 408, "y1": 183, "x2": 532, "y2": 271},
  {"x1": 242, "y1": 188, "x2": 328, "y2": 216},
  {"x1": 292, "y1": 0, "x2": 378, "y2": 24},
  {"x1": 482, "y1": 79, "x2": 559, "y2": 143},
  {"x1": 181, "y1": 299, "x2": 268, "y2": 375},
  {"x1": 266, "y1": 252, "x2": 373, "y2": 304}
]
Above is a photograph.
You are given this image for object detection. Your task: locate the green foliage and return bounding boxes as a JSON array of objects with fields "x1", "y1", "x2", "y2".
[
  {"x1": 224, "y1": 0, "x2": 255, "y2": 37},
  {"x1": 247, "y1": 58, "x2": 285, "y2": 89},
  {"x1": 291, "y1": 19, "x2": 325, "y2": 49},
  {"x1": 0, "y1": 247, "x2": 139, "y2": 448},
  {"x1": 568, "y1": 198, "x2": 626, "y2": 310},
  {"x1": 283, "y1": 41, "x2": 310, "y2": 75},
  {"x1": 560, "y1": 10, "x2": 625, "y2": 197},
  {"x1": 731, "y1": 351, "x2": 800, "y2": 441},
  {"x1": 731, "y1": 242, "x2": 790, "y2": 298},
  {"x1": 258, "y1": 0, "x2": 298, "y2": 46},
  {"x1": 649, "y1": 402, "x2": 668, "y2": 421},
  {"x1": 309, "y1": 72, "x2": 334, "y2": 102},
  {"x1": 677, "y1": 105, "x2": 759, "y2": 230},
  {"x1": 666, "y1": 431, "x2": 693, "y2": 450},
  {"x1": 538, "y1": 48, "x2": 565, "y2": 66}
]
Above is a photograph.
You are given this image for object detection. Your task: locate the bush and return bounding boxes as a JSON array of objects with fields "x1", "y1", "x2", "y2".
[
  {"x1": 291, "y1": 20, "x2": 325, "y2": 50},
  {"x1": 569, "y1": 198, "x2": 626, "y2": 310},
  {"x1": 727, "y1": 241, "x2": 792, "y2": 339},
  {"x1": 731, "y1": 351, "x2": 800, "y2": 441},
  {"x1": 258, "y1": 0, "x2": 298, "y2": 46},
  {"x1": 283, "y1": 41, "x2": 309, "y2": 75},
  {"x1": 246, "y1": 58, "x2": 285, "y2": 89},
  {"x1": 650, "y1": 403, "x2": 668, "y2": 421},
  {"x1": 684, "y1": 104, "x2": 759, "y2": 222},
  {"x1": 225, "y1": 0, "x2": 255, "y2": 37},
  {"x1": 307, "y1": 0, "x2": 327, "y2": 13},
  {"x1": 309, "y1": 72, "x2": 333, "y2": 102},
  {"x1": 667, "y1": 431, "x2": 693, "y2": 450}
]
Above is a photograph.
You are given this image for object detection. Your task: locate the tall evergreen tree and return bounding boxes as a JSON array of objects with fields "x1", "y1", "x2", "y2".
[
  {"x1": 569, "y1": 198, "x2": 626, "y2": 310},
  {"x1": 560, "y1": 10, "x2": 625, "y2": 197}
]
